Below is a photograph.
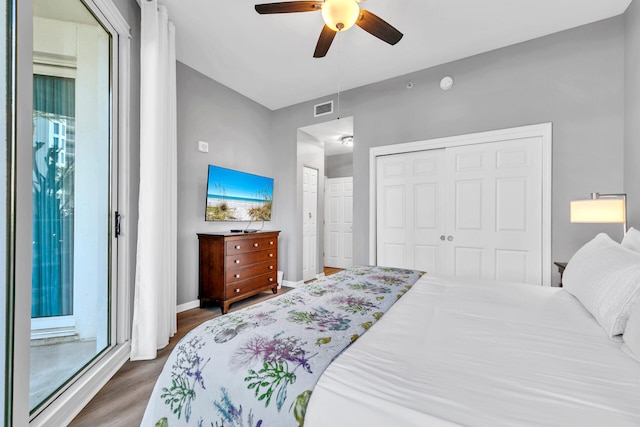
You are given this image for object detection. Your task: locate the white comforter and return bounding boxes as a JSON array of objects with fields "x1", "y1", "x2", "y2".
[{"x1": 304, "y1": 275, "x2": 640, "y2": 426}]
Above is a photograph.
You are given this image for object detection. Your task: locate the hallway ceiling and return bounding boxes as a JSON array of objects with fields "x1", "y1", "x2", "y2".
[{"x1": 162, "y1": 0, "x2": 631, "y2": 110}]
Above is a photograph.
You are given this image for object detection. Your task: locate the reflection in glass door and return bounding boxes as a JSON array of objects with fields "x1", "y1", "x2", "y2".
[{"x1": 31, "y1": 0, "x2": 112, "y2": 411}]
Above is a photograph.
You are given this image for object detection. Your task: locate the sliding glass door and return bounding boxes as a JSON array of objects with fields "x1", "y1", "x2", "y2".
[{"x1": 31, "y1": 0, "x2": 113, "y2": 412}]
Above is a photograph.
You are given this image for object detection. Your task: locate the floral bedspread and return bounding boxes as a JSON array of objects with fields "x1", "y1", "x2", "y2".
[{"x1": 141, "y1": 265, "x2": 424, "y2": 427}]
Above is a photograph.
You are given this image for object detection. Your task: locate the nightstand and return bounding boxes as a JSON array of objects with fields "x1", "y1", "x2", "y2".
[{"x1": 553, "y1": 261, "x2": 567, "y2": 287}]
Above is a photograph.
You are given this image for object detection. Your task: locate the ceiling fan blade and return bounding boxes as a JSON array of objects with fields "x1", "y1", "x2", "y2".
[
  {"x1": 356, "y1": 9, "x2": 403, "y2": 45},
  {"x1": 314, "y1": 25, "x2": 336, "y2": 58},
  {"x1": 255, "y1": 1, "x2": 322, "y2": 14}
]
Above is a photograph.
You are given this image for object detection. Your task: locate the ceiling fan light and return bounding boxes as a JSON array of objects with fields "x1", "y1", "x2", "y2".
[
  {"x1": 341, "y1": 135, "x2": 354, "y2": 145},
  {"x1": 321, "y1": 0, "x2": 360, "y2": 32}
]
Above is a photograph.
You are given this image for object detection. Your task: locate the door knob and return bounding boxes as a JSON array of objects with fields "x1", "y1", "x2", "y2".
[
  {"x1": 447, "y1": 235, "x2": 454, "y2": 241},
  {"x1": 440, "y1": 235, "x2": 445, "y2": 241}
]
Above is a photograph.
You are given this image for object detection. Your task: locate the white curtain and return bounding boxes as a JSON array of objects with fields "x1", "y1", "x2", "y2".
[{"x1": 131, "y1": 0, "x2": 177, "y2": 360}]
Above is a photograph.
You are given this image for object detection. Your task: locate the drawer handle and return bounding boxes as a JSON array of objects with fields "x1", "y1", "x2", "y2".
[
  {"x1": 269, "y1": 265, "x2": 273, "y2": 270},
  {"x1": 269, "y1": 241, "x2": 274, "y2": 245},
  {"x1": 235, "y1": 259, "x2": 240, "y2": 264},
  {"x1": 269, "y1": 278, "x2": 274, "y2": 282},
  {"x1": 235, "y1": 245, "x2": 241, "y2": 250},
  {"x1": 234, "y1": 274, "x2": 240, "y2": 279},
  {"x1": 269, "y1": 253, "x2": 274, "y2": 258},
  {"x1": 253, "y1": 243, "x2": 259, "y2": 247},
  {"x1": 234, "y1": 288, "x2": 240, "y2": 293}
]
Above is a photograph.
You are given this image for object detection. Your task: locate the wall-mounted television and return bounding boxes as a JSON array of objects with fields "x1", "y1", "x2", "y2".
[{"x1": 205, "y1": 165, "x2": 274, "y2": 222}]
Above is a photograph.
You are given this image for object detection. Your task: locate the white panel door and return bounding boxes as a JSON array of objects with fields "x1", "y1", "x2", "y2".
[
  {"x1": 444, "y1": 137, "x2": 542, "y2": 284},
  {"x1": 324, "y1": 177, "x2": 353, "y2": 269},
  {"x1": 376, "y1": 150, "x2": 446, "y2": 271},
  {"x1": 376, "y1": 137, "x2": 542, "y2": 284},
  {"x1": 302, "y1": 167, "x2": 318, "y2": 281}
]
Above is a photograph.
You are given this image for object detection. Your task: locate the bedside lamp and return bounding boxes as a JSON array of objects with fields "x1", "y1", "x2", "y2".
[{"x1": 570, "y1": 192, "x2": 627, "y2": 236}]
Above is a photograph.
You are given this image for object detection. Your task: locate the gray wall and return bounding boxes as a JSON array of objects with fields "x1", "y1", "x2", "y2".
[
  {"x1": 272, "y1": 16, "x2": 626, "y2": 283},
  {"x1": 176, "y1": 62, "x2": 277, "y2": 305},
  {"x1": 625, "y1": 1, "x2": 640, "y2": 224},
  {"x1": 326, "y1": 152, "x2": 354, "y2": 178}
]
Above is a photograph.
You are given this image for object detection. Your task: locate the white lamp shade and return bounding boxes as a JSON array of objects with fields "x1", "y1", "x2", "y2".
[
  {"x1": 321, "y1": 0, "x2": 360, "y2": 31},
  {"x1": 570, "y1": 199, "x2": 626, "y2": 224}
]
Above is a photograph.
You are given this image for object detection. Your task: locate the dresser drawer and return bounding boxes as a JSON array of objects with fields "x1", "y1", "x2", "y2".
[
  {"x1": 226, "y1": 260, "x2": 277, "y2": 284},
  {"x1": 225, "y1": 272, "x2": 277, "y2": 299},
  {"x1": 226, "y1": 236, "x2": 277, "y2": 255},
  {"x1": 226, "y1": 249, "x2": 276, "y2": 267}
]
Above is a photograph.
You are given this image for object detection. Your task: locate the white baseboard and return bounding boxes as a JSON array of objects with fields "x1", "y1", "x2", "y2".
[
  {"x1": 284, "y1": 279, "x2": 304, "y2": 288},
  {"x1": 177, "y1": 300, "x2": 200, "y2": 313},
  {"x1": 30, "y1": 342, "x2": 131, "y2": 426}
]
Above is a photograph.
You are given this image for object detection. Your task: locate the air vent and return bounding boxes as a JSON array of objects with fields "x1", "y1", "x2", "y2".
[{"x1": 314, "y1": 100, "x2": 333, "y2": 117}]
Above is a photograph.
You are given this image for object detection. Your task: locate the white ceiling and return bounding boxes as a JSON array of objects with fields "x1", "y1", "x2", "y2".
[
  {"x1": 300, "y1": 116, "x2": 354, "y2": 156},
  {"x1": 162, "y1": 0, "x2": 631, "y2": 111}
]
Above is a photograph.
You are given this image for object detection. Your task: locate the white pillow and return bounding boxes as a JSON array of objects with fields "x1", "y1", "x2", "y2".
[
  {"x1": 563, "y1": 233, "x2": 640, "y2": 336},
  {"x1": 622, "y1": 303, "x2": 640, "y2": 361},
  {"x1": 621, "y1": 227, "x2": 640, "y2": 254}
]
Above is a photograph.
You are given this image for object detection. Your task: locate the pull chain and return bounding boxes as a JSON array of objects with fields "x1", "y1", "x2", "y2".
[{"x1": 336, "y1": 32, "x2": 341, "y2": 119}]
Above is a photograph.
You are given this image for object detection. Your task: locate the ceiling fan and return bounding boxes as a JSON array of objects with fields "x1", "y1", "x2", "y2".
[{"x1": 255, "y1": 0, "x2": 403, "y2": 58}]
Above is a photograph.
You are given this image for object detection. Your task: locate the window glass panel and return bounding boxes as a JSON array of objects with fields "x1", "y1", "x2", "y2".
[{"x1": 31, "y1": 0, "x2": 111, "y2": 412}]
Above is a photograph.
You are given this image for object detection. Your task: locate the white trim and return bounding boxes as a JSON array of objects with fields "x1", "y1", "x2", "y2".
[
  {"x1": 93, "y1": 0, "x2": 132, "y2": 38},
  {"x1": 114, "y1": 12, "x2": 132, "y2": 346},
  {"x1": 369, "y1": 123, "x2": 553, "y2": 286},
  {"x1": 29, "y1": 343, "x2": 130, "y2": 426},
  {"x1": 177, "y1": 300, "x2": 200, "y2": 313}
]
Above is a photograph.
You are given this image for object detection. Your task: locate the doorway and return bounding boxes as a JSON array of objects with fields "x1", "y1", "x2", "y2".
[{"x1": 297, "y1": 117, "x2": 354, "y2": 281}]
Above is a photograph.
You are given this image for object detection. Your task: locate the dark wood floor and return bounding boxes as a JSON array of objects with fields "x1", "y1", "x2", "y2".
[
  {"x1": 69, "y1": 288, "x2": 291, "y2": 426},
  {"x1": 70, "y1": 267, "x2": 343, "y2": 426}
]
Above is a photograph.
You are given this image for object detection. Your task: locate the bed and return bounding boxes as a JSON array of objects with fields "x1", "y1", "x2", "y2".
[{"x1": 142, "y1": 234, "x2": 640, "y2": 427}]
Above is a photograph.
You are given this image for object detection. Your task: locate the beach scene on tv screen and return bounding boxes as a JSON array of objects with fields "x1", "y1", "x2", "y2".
[{"x1": 206, "y1": 166, "x2": 273, "y2": 222}]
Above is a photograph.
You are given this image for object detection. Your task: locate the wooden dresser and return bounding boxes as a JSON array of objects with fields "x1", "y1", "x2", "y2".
[{"x1": 197, "y1": 231, "x2": 280, "y2": 314}]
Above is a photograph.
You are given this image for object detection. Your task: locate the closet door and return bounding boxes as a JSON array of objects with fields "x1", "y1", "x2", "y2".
[
  {"x1": 325, "y1": 177, "x2": 353, "y2": 269},
  {"x1": 444, "y1": 138, "x2": 542, "y2": 284},
  {"x1": 376, "y1": 137, "x2": 542, "y2": 284},
  {"x1": 376, "y1": 149, "x2": 446, "y2": 272}
]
